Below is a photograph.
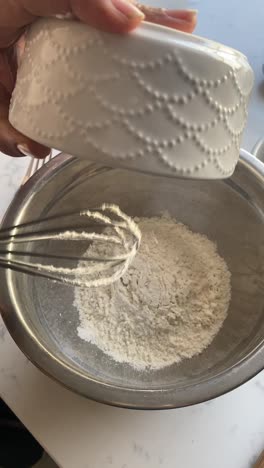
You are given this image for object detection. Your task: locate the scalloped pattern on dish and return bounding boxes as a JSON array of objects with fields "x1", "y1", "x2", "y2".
[{"x1": 9, "y1": 19, "x2": 254, "y2": 178}]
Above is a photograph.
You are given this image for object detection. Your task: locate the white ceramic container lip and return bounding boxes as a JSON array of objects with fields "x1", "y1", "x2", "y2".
[{"x1": 9, "y1": 18, "x2": 254, "y2": 179}]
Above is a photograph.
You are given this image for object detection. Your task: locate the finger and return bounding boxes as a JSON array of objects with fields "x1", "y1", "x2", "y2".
[
  {"x1": 1, "y1": 1, "x2": 196, "y2": 46},
  {"x1": 0, "y1": 49, "x2": 17, "y2": 94},
  {"x1": 0, "y1": 0, "x2": 145, "y2": 44},
  {"x1": 0, "y1": 83, "x2": 50, "y2": 158},
  {"x1": 71, "y1": 0, "x2": 144, "y2": 33},
  {"x1": 0, "y1": 120, "x2": 50, "y2": 158},
  {"x1": 0, "y1": 121, "x2": 50, "y2": 159},
  {"x1": 137, "y1": 6, "x2": 197, "y2": 33},
  {"x1": 0, "y1": 50, "x2": 50, "y2": 158}
]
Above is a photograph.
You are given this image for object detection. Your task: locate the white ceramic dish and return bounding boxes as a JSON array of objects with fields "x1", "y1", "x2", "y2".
[{"x1": 9, "y1": 18, "x2": 254, "y2": 179}]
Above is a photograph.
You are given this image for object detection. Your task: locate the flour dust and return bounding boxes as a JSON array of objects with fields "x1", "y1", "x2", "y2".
[{"x1": 74, "y1": 214, "x2": 231, "y2": 371}]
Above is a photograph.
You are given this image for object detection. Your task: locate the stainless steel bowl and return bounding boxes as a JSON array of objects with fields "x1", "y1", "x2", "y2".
[{"x1": 0, "y1": 149, "x2": 264, "y2": 409}]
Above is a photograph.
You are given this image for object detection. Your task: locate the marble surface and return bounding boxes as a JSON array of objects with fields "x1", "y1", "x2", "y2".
[
  {"x1": 0, "y1": 323, "x2": 264, "y2": 468},
  {"x1": 0, "y1": 0, "x2": 264, "y2": 467}
]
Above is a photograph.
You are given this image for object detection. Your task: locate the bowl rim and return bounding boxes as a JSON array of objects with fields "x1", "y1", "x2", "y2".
[{"x1": 0, "y1": 148, "x2": 263, "y2": 409}]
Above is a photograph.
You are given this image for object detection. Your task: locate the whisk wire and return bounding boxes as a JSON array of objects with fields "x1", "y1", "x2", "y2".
[
  {"x1": 0, "y1": 209, "x2": 135, "y2": 241},
  {"x1": 0, "y1": 249, "x2": 127, "y2": 264},
  {"x1": 0, "y1": 203, "x2": 141, "y2": 288}
]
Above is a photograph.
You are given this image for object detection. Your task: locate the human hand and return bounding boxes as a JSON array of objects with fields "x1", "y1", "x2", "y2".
[{"x1": 0, "y1": 0, "x2": 197, "y2": 158}]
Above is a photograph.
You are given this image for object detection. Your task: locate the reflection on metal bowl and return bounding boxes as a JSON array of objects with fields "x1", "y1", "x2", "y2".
[{"x1": 0, "y1": 149, "x2": 263, "y2": 409}]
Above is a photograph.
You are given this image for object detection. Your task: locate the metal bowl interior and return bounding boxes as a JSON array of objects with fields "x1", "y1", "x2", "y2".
[{"x1": 0, "y1": 150, "x2": 264, "y2": 409}]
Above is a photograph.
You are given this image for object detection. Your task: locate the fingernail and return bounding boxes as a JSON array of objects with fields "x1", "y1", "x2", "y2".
[
  {"x1": 112, "y1": 0, "x2": 145, "y2": 20},
  {"x1": 17, "y1": 144, "x2": 37, "y2": 157},
  {"x1": 166, "y1": 9, "x2": 198, "y2": 20},
  {"x1": 188, "y1": 9, "x2": 198, "y2": 19}
]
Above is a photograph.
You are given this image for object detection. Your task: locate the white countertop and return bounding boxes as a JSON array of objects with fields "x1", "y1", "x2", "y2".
[{"x1": 0, "y1": 0, "x2": 264, "y2": 467}]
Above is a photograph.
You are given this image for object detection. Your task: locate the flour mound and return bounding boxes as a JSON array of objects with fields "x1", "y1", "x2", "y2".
[{"x1": 74, "y1": 215, "x2": 231, "y2": 370}]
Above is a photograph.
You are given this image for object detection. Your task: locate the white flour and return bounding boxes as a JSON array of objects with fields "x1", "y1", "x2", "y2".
[
  {"x1": 35, "y1": 204, "x2": 141, "y2": 288},
  {"x1": 74, "y1": 215, "x2": 231, "y2": 370}
]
